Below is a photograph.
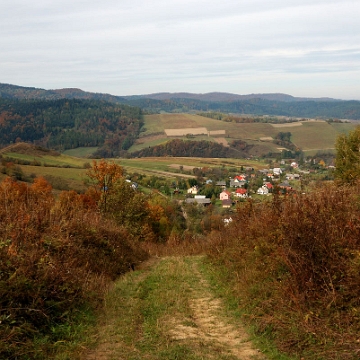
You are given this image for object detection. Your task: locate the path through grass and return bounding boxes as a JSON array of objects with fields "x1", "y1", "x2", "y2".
[{"x1": 84, "y1": 256, "x2": 266, "y2": 360}]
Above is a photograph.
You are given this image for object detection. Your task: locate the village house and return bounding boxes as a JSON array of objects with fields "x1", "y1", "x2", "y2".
[
  {"x1": 279, "y1": 181, "x2": 293, "y2": 193},
  {"x1": 234, "y1": 174, "x2": 247, "y2": 182},
  {"x1": 187, "y1": 185, "x2": 199, "y2": 195},
  {"x1": 272, "y1": 168, "x2": 283, "y2": 176},
  {"x1": 264, "y1": 182, "x2": 274, "y2": 192},
  {"x1": 257, "y1": 185, "x2": 269, "y2": 195},
  {"x1": 285, "y1": 173, "x2": 300, "y2": 180},
  {"x1": 216, "y1": 180, "x2": 226, "y2": 188},
  {"x1": 185, "y1": 195, "x2": 211, "y2": 206},
  {"x1": 220, "y1": 190, "x2": 231, "y2": 200},
  {"x1": 235, "y1": 188, "x2": 248, "y2": 198},
  {"x1": 230, "y1": 179, "x2": 246, "y2": 188},
  {"x1": 222, "y1": 199, "x2": 232, "y2": 208}
]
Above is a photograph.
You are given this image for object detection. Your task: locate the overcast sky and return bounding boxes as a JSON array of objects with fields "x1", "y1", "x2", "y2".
[{"x1": 1, "y1": 0, "x2": 359, "y2": 99}]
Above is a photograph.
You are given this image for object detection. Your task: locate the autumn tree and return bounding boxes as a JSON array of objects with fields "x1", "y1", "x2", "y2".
[{"x1": 85, "y1": 159, "x2": 123, "y2": 212}]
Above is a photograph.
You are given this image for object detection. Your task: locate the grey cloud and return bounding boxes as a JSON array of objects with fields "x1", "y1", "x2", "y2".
[{"x1": 0, "y1": 0, "x2": 359, "y2": 99}]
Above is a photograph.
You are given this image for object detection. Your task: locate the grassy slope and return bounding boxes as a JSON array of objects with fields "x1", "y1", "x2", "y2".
[
  {"x1": 289, "y1": 122, "x2": 339, "y2": 151},
  {"x1": 4, "y1": 151, "x2": 87, "y2": 167},
  {"x1": 134, "y1": 114, "x2": 357, "y2": 155},
  {"x1": 1, "y1": 143, "x2": 265, "y2": 186},
  {"x1": 20, "y1": 165, "x2": 87, "y2": 190},
  {"x1": 62, "y1": 147, "x2": 99, "y2": 158}
]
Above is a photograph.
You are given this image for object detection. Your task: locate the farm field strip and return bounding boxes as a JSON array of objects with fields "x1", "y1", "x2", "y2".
[
  {"x1": 271, "y1": 122, "x2": 303, "y2": 128},
  {"x1": 165, "y1": 127, "x2": 208, "y2": 136}
]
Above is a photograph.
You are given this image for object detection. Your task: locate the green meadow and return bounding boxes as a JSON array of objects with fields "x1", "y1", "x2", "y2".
[
  {"x1": 62, "y1": 147, "x2": 99, "y2": 158},
  {"x1": 4, "y1": 151, "x2": 87, "y2": 168}
]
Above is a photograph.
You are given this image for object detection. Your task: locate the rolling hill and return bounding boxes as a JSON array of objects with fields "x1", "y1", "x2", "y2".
[
  {"x1": 0, "y1": 83, "x2": 358, "y2": 159},
  {"x1": 132, "y1": 113, "x2": 356, "y2": 157},
  {"x1": 1, "y1": 83, "x2": 360, "y2": 120}
]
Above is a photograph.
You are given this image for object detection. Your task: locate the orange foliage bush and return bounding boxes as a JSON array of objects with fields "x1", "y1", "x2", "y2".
[{"x1": 0, "y1": 177, "x2": 148, "y2": 359}]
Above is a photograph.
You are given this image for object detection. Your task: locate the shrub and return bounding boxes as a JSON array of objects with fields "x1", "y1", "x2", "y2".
[
  {"x1": 207, "y1": 184, "x2": 360, "y2": 358},
  {"x1": 0, "y1": 177, "x2": 148, "y2": 359}
]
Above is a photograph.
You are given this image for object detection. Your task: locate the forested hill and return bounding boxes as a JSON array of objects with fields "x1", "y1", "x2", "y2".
[
  {"x1": 1, "y1": 83, "x2": 360, "y2": 120},
  {"x1": 126, "y1": 97, "x2": 360, "y2": 120},
  {"x1": 0, "y1": 98, "x2": 143, "y2": 157}
]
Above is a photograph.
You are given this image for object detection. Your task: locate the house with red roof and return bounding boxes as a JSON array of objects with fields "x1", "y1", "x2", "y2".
[
  {"x1": 235, "y1": 188, "x2": 248, "y2": 198},
  {"x1": 234, "y1": 175, "x2": 247, "y2": 182}
]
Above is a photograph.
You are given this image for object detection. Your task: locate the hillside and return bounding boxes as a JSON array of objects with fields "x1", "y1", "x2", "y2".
[
  {"x1": 132, "y1": 113, "x2": 356, "y2": 157},
  {"x1": 0, "y1": 97, "x2": 143, "y2": 157},
  {"x1": 0, "y1": 83, "x2": 358, "y2": 159},
  {"x1": 1, "y1": 83, "x2": 360, "y2": 120}
]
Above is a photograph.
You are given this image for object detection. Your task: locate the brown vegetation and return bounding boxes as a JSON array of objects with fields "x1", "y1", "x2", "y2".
[
  {"x1": 206, "y1": 184, "x2": 360, "y2": 359},
  {"x1": 0, "y1": 170, "x2": 152, "y2": 358}
]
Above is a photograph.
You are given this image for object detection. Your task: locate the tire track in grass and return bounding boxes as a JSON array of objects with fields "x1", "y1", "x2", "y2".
[
  {"x1": 84, "y1": 256, "x2": 265, "y2": 359},
  {"x1": 167, "y1": 256, "x2": 265, "y2": 359}
]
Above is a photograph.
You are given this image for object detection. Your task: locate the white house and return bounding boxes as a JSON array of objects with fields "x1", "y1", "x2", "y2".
[
  {"x1": 187, "y1": 186, "x2": 198, "y2": 195},
  {"x1": 273, "y1": 168, "x2": 282, "y2": 176},
  {"x1": 257, "y1": 185, "x2": 269, "y2": 195}
]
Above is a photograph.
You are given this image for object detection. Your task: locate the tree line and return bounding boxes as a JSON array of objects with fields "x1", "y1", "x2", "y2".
[{"x1": 130, "y1": 139, "x2": 247, "y2": 158}]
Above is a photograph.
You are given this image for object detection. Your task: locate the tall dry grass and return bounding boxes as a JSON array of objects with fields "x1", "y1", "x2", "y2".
[{"x1": 207, "y1": 184, "x2": 360, "y2": 359}]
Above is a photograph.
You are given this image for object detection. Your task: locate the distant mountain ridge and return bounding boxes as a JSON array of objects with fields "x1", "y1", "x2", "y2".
[
  {"x1": 1, "y1": 83, "x2": 359, "y2": 119},
  {"x1": 130, "y1": 91, "x2": 338, "y2": 103},
  {"x1": 0, "y1": 83, "x2": 337, "y2": 103}
]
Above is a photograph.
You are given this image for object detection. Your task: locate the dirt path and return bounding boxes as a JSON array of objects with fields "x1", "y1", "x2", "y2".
[
  {"x1": 168, "y1": 259, "x2": 264, "y2": 359},
  {"x1": 84, "y1": 256, "x2": 265, "y2": 360}
]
